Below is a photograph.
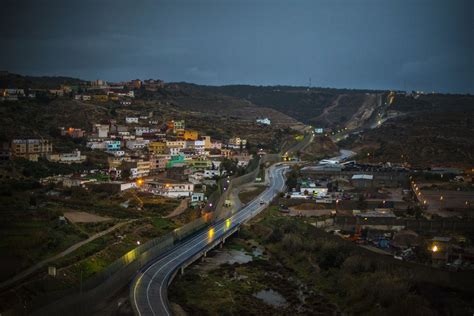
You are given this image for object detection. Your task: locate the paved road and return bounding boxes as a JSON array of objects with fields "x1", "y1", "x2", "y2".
[{"x1": 131, "y1": 164, "x2": 289, "y2": 316}]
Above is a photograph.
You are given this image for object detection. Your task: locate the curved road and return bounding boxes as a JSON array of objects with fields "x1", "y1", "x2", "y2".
[{"x1": 131, "y1": 164, "x2": 289, "y2": 316}]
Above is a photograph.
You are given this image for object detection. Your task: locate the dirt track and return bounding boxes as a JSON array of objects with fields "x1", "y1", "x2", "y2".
[{"x1": 63, "y1": 211, "x2": 111, "y2": 223}]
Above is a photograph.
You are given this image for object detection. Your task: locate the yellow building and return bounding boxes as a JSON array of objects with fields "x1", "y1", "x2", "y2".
[
  {"x1": 202, "y1": 136, "x2": 211, "y2": 149},
  {"x1": 148, "y1": 141, "x2": 167, "y2": 154},
  {"x1": 11, "y1": 139, "x2": 53, "y2": 161},
  {"x1": 92, "y1": 94, "x2": 109, "y2": 102},
  {"x1": 183, "y1": 130, "x2": 199, "y2": 141},
  {"x1": 108, "y1": 157, "x2": 123, "y2": 169}
]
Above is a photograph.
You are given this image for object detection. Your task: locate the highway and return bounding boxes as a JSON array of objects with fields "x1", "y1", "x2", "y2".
[{"x1": 131, "y1": 164, "x2": 289, "y2": 316}]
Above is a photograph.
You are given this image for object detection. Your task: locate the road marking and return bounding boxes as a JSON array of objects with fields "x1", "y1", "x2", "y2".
[{"x1": 133, "y1": 166, "x2": 287, "y2": 315}]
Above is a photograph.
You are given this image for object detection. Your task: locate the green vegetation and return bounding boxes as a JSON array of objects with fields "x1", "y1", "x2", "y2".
[
  {"x1": 238, "y1": 186, "x2": 266, "y2": 204},
  {"x1": 151, "y1": 217, "x2": 177, "y2": 234},
  {"x1": 0, "y1": 208, "x2": 86, "y2": 281}
]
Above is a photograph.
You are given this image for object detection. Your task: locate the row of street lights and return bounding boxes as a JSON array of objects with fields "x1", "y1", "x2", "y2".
[
  {"x1": 410, "y1": 176, "x2": 428, "y2": 206},
  {"x1": 410, "y1": 176, "x2": 471, "y2": 209}
]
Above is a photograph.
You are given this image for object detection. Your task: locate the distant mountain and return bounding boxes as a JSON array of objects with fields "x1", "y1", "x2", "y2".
[{"x1": 0, "y1": 72, "x2": 85, "y2": 89}]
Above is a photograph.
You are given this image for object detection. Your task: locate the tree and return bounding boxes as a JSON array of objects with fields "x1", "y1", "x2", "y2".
[
  {"x1": 357, "y1": 195, "x2": 368, "y2": 210},
  {"x1": 121, "y1": 169, "x2": 131, "y2": 180}
]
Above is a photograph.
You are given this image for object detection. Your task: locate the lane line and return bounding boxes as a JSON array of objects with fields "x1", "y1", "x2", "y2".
[{"x1": 133, "y1": 166, "x2": 287, "y2": 315}]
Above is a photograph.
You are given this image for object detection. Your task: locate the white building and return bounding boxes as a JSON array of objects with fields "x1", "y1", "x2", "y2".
[
  {"x1": 135, "y1": 127, "x2": 150, "y2": 136},
  {"x1": 203, "y1": 169, "x2": 223, "y2": 178},
  {"x1": 110, "y1": 150, "x2": 125, "y2": 157},
  {"x1": 146, "y1": 182, "x2": 194, "y2": 198},
  {"x1": 86, "y1": 141, "x2": 106, "y2": 150},
  {"x1": 191, "y1": 192, "x2": 206, "y2": 204},
  {"x1": 95, "y1": 124, "x2": 109, "y2": 138},
  {"x1": 47, "y1": 150, "x2": 86, "y2": 164},
  {"x1": 126, "y1": 117, "x2": 139, "y2": 124},
  {"x1": 194, "y1": 140, "x2": 206, "y2": 155},
  {"x1": 256, "y1": 118, "x2": 271, "y2": 125},
  {"x1": 126, "y1": 139, "x2": 149, "y2": 150},
  {"x1": 189, "y1": 172, "x2": 204, "y2": 184}
]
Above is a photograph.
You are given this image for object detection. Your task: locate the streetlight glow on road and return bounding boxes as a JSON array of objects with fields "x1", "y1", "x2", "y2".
[{"x1": 208, "y1": 228, "x2": 214, "y2": 241}]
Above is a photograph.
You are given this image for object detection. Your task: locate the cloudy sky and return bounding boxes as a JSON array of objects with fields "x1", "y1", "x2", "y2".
[{"x1": 0, "y1": 0, "x2": 472, "y2": 93}]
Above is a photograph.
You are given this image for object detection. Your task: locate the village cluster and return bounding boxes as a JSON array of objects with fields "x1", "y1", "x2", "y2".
[
  {"x1": 6, "y1": 115, "x2": 257, "y2": 203},
  {"x1": 0, "y1": 78, "x2": 276, "y2": 205}
]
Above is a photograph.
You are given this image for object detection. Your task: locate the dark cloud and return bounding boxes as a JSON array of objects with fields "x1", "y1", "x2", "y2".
[{"x1": 0, "y1": 0, "x2": 472, "y2": 93}]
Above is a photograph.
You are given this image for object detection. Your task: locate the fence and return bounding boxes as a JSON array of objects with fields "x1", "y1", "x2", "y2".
[
  {"x1": 28, "y1": 155, "x2": 282, "y2": 315},
  {"x1": 334, "y1": 216, "x2": 474, "y2": 233},
  {"x1": 213, "y1": 154, "x2": 281, "y2": 220},
  {"x1": 29, "y1": 210, "x2": 215, "y2": 315},
  {"x1": 282, "y1": 132, "x2": 312, "y2": 155}
]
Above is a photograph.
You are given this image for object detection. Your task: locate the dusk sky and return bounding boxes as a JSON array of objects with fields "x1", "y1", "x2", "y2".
[{"x1": 1, "y1": 0, "x2": 472, "y2": 93}]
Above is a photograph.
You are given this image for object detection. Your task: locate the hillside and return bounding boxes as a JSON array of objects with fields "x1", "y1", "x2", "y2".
[
  {"x1": 339, "y1": 94, "x2": 474, "y2": 168},
  {"x1": 0, "y1": 72, "x2": 84, "y2": 89},
  {"x1": 193, "y1": 84, "x2": 386, "y2": 129}
]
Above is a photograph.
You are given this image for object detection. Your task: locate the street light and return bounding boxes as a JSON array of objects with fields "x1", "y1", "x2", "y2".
[{"x1": 136, "y1": 240, "x2": 141, "y2": 245}]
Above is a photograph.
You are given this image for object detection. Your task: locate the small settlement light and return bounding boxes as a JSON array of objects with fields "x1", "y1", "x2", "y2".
[
  {"x1": 432, "y1": 245, "x2": 438, "y2": 252},
  {"x1": 136, "y1": 241, "x2": 141, "y2": 245}
]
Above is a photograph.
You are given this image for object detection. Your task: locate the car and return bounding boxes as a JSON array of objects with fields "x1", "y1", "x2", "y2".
[{"x1": 259, "y1": 200, "x2": 265, "y2": 205}]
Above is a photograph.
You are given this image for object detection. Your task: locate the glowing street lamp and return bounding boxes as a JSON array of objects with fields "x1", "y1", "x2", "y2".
[
  {"x1": 431, "y1": 244, "x2": 438, "y2": 252},
  {"x1": 136, "y1": 240, "x2": 141, "y2": 245}
]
